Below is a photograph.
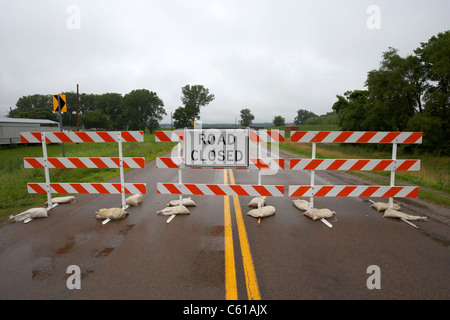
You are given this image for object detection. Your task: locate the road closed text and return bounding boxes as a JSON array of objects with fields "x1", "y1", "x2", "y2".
[{"x1": 185, "y1": 129, "x2": 249, "y2": 167}]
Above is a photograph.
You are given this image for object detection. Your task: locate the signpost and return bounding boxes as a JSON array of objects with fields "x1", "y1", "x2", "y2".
[{"x1": 52, "y1": 94, "x2": 66, "y2": 157}]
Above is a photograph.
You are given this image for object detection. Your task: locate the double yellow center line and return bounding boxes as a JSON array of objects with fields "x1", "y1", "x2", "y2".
[{"x1": 224, "y1": 169, "x2": 261, "y2": 300}]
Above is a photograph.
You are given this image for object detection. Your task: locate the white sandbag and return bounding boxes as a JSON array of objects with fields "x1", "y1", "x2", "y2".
[
  {"x1": 10, "y1": 207, "x2": 48, "y2": 222},
  {"x1": 51, "y1": 196, "x2": 76, "y2": 204},
  {"x1": 95, "y1": 208, "x2": 129, "y2": 220},
  {"x1": 292, "y1": 199, "x2": 311, "y2": 211},
  {"x1": 167, "y1": 197, "x2": 196, "y2": 207},
  {"x1": 303, "y1": 208, "x2": 335, "y2": 221},
  {"x1": 126, "y1": 194, "x2": 143, "y2": 206},
  {"x1": 247, "y1": 196, "x2": 266, "y2": 208},
  {"x1": 157, "y1": 205, "x2": 190, "y2": 216},
  {"x1": 383, "y1": 208, "x2": 427, "y2": 221},
  {"x1": 371, "y1": 202, "x2": 400, "y2": 212},
  {"x1": 247, "y1": 205, "x2": 275, "y2": 218}
]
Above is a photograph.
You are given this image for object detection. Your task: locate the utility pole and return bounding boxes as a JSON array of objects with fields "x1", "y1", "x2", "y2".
[{"x1": 76, "y1": 84, "x2": 80, "y2": 131}]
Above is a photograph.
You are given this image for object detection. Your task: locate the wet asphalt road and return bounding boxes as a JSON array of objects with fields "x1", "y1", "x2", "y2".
[{"x1": 0, "y1": 152, "x2": 449, "y2": 300}]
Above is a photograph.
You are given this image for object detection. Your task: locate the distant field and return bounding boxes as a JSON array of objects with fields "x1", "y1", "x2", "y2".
[
  {"x1": 0, "y1": 133, "x2": 176, "y2": 222},
  {"x1": 267, "y1": 124, "x2": 340, "y2": 136}
]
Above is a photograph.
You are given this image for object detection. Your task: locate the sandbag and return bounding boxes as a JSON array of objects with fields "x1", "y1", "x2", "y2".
[
  {"x1": 371, "y1": 202, "x2": 400, "y2": 212},
  {"x1": 247, "y1": 205, "x2": 275, "y2": 218},
  {"x1": 247, "y1": 196, "x2": 266, "y2": 208},
  {"x1": 10, "y1": 207, "x2": 48, "y2": 223},
  {"x1": 383, "y1": 208, "x2": 427, "y2": 221},
  {"x1": 303, "y1": 208, "x2": 335, "y2": 221},
  {"x1": 126, "y1": 194, "x2": 143, "y2": 206},
  {"x1": 95, "y1": 208, "x2": 129, "y2": 220},
  {"x1": 51, "y1": 196, "x2": 76, "y2": 204},
  {"x1": 292, "y1": 199, "x2": 311, "y2": 211},
  {"x1": 167, "y1": 197, "x2": 196, "y2": 207},
  {"x1": 157, "y1": 205, "x2": 190, "y2": 216}
]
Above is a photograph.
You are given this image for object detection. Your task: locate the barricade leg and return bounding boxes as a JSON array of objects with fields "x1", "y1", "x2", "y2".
[
  {"x1": 42, "y1": 133, "x2": 58, "y2": 211},
  {"x1": 389, "y1": 143, "x2": 397, "y2": 210},
  {"x1": 117, "y1": 132, "x2": 128, "y2": 210},
  {"x1": 310, "y1": 142, "x2": 316, "y2": 209}
]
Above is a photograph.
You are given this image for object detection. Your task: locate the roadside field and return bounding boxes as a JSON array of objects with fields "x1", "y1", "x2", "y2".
[{"x1": 0, "y1": 132, "x2": 176, "y2": 223}]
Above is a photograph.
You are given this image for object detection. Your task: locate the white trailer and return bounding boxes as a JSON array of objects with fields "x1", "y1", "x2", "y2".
[{"x1": 0, "y1": 118, "x2": 59, "y2": 145}]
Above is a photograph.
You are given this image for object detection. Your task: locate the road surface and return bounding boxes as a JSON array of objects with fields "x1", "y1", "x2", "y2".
[{"x1": 0, "y1": 150, "x2": 449, "y2": 301}]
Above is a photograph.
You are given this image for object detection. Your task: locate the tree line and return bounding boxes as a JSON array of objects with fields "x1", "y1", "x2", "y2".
[
  {"x1": 7, "y1": 84, "x2": 215, "y2": 133},
  {"x1": 332, "y1": 31, "x2": 449, "y2": 154}
]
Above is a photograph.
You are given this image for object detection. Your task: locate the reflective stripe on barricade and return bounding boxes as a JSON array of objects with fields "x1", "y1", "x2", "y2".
[
  {"x1": 157, "y1": 183, "x2": 284, "y2": 197},
  {"x1": 28, "y1": 183, "x2": 147, "y2": 194},
  {"x1": 20, "y1": 131, "x2": 144, "y2": 143},
  {"x1": 24, "y1": 157, "x2": 145, "y2": 169},
  {"x1": 289, "y1": 185, "x2": 418, "y2": 198},
  {"x1": 289, "y1": 159, "x2": 420, "y2": 171},
  {"x1": 290, "y1": 131, "x2": 422, "y2": 144},
  {"x1": 156, "y1": 157, "x2": 285, "y2": 170}
]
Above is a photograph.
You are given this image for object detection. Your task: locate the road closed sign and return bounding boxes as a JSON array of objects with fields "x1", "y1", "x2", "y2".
[{"x1": 185, "y1": 129, "x2": 249, "y2": 167}]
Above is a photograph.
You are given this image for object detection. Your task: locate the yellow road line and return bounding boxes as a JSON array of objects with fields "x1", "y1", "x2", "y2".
[
  {"x1": 224, "y1": 169, "x2": 238, "y2": 300},
  {"x1": 228, "y1": 169, "x2": 261, "y2": 300}
]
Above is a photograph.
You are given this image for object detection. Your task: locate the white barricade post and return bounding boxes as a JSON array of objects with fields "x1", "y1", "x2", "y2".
[
  {"x1": 155, "y1": 128, "x2": 285, "y2": 223},
  {"x1": 21, "y1": 131, "x2": 147, "y2": 217},
  {"x1": 288, "y1": 131, "x2": 423, "y2": 212}
]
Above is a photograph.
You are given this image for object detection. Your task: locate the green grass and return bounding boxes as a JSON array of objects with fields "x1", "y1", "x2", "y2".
[{"x1": 0, "y1": 132, "x2": 176, "y2": 223}]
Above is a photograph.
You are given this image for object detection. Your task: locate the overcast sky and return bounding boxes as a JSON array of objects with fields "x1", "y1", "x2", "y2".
[{"x1": 0, "y1": 0, "x2": 449, "y2": 124}]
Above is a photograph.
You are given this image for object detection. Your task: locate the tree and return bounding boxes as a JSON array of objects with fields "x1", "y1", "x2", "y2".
[
  {"x1": 95, "y1": 93, "x2": 124, "y2": 130},
  {"x1": 180, "y1": 84, "x2": 215, "y2": 122},
  {"x1": 81, "y1": 110, "x2": 108, "y2": 129},
  {"x1": 411, "y1": 31, "x2": 450, "y2": 154},
  {"x1": 172, "y1": 106, "x2": 192, "y2": 129},
  {"x1": 123, "y1": 89, "x2": 166, "y2": 133},
  {"x1": 9, "y1": 94, "x2": 57, "y2": 121},
  {"x1": 365, "y1": 47, "x2": 428, "y2": 130},
  {"x1": 294, "y1": 109, "x2": 317, "y2": 125},
  {"x1": 414, "y1": 30, "x2": 449, "y2": 121},
  {"x1": 273, "y1": 115, "x2": 285, "y2": 126},
  {"x1": 332, "y1": 90, "x2": 369, "y2": 131},
  {"x1": 332, "y1": 30, "x2": 449, "y2": 154},
  {"x1": 239, "y1": 108, "x2": 254, "y2": 127}
]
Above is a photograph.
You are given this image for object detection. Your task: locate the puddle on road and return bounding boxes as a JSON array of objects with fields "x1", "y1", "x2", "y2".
[{"x1": 29, "y1": 221, "x2": 137, "y2": 283}]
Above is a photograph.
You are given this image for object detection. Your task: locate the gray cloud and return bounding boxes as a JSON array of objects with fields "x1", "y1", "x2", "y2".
[{"x1": 1, "y1": 0, "x2": 449, "y2": 124}]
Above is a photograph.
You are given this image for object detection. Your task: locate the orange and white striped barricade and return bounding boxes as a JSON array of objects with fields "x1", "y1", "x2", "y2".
[
  {"x1": 21, "y1": 131, "x2": 146, "y2": 218},
  {"x1": 155, "y1": 129, "x2": 285, "y2": 210},
  {"x1": 288, "y1": 131, "x2": 422, "y2": 210}
]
